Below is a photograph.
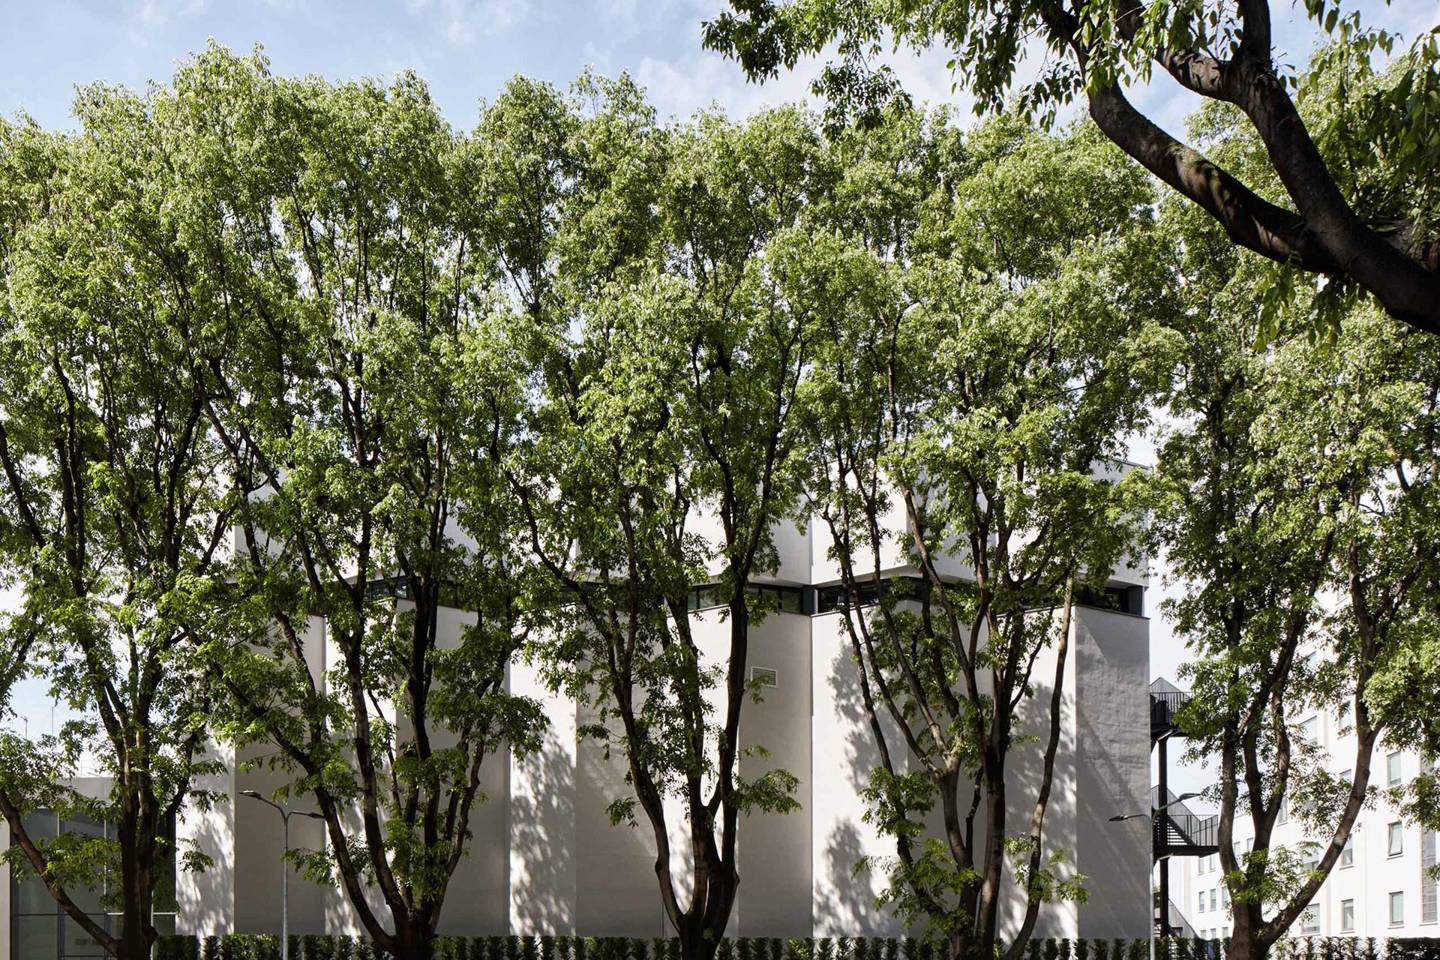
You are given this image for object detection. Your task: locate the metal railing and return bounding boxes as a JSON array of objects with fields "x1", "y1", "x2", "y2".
[
  {"x1": 1155, "y1": 811, "x2": 1219, "y2": 851},
  {"x1": 1151, "y1": 691, "x2": 1190, "y2": 737}
]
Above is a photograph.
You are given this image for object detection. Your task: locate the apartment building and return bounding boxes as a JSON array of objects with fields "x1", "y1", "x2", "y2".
[
  {"x1": 0, "y1": 503, "x2": 1154, "y2": 959},
  {"x1": 1175, "y1": 708, "x2": 1438, "y2": 941}
]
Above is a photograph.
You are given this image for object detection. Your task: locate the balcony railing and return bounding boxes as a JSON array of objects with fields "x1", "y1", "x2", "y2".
[
  {"x1": 1151, "y1": 690, "x2": 1190, "y2": 741},
  {"x1": 1155, "y1": 811, "x2": 1219, "y2": 855}
]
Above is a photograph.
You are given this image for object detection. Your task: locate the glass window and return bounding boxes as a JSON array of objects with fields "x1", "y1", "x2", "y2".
[
  {"x1": 1340, "y1": 835, "x2": 1355, "y2": 869},
  {"x1": 1221, "y1": 885, "x2": 1230, "y2": 907},
  {"x1": 1390, "y1": 752, "x2": 1404, "y2": 787},
  {"x1": 16, "y1": 810, "x2": 59, "y2": 913},
  {"x1": 1277, "y1": 796, "x2": 1288, "y2": 825},
  {"x1": 61, "y1": 813, "x2": 107, "y2": 915},
  {"x1": 9, "y1": 808, "x2": 176, "y2": 960},
  {"x1": 1199, "y1": 891, "x2": 1206, "y2": 913},
  {"x1": 749, "y1": 583, "x2": 804, "y2": 614},
  {"x1": 1210, "y1": 889, "x2": 1217, "y2": 910},
  {"x1": 1342, "y1": 899, "x2": 1355, "y2": 933},
  {"x1": 1299, "y1": 716, "x2": 1318, "y2": 743},
  {"x1": 15, "y1": 915, "x2": 59, "y2": 959},
  {"x1": 63, "y1": 913, "x2": 112, "y2": 957},
  {"x1": 1300, "y1": 904, "x2": 1320, "y2": 935},
  {"x1": 1390, "y1": 821, "x2": 1405, "y2": 857},
  {"x1": 1391, "y1": 891, "x2": 1406, "y2": 927}
]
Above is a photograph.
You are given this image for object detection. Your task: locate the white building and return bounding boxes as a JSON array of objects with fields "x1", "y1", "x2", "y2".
[
  {"x1": 0, "y1": 515, "x2": 1155, "y2": 959},
  {"x1": 1173, "y1": 710, "x2": 1438, "y2": 941}
]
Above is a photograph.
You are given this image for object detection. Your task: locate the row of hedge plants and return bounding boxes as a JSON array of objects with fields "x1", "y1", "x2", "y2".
[
  {"x1": 153, "y1": 935, "x2": 1440, "y2": 960},
  {"x1": 1158, "y1": 938, "x2": 1440, "y2": 960}
]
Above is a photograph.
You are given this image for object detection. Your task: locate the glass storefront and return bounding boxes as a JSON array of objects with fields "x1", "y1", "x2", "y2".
[{"x1": 9, "y1": 810, "x2": 176, "y2": 960}]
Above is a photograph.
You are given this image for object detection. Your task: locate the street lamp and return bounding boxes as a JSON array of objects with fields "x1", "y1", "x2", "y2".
[
  {"x1": 1107, "y1": 791, "x2": 1201, "y2": 822},
  {"x1": 240, "y1": 790, "x2": 324, "y2": 960},
  {"x1": 1107, "y1": 791, "x2": 1203, "y2": 939}
]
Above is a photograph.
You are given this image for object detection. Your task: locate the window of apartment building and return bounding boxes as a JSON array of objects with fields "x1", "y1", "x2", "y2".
[
  {"x1": 1300, "y1": 904, "x2": 1320, "y2": 935},
  {"x1": 1389, "y1": 751, "x2": 1404, "y2": 787},
  {"x1": 1299, "y1": 716, "x2": 1318, "y2": 744},
  {"x1": 1338, "y1": 700, "x2": 1352, "y2": 726},
  {"x1": 9, "y1": 809, "x2": 178, "y2": 960},
  {"x1": 1342, "y1": 899, "x2": 1355, "y2": 933},
  {"x1": 1424, "y1": 827, "x2": 1438, "y2": 925},
  {"x1": 1277, "y1": 796, "x2": 1288, "y2": 825},
  {"x1": 1221, "y1": 885, "x2": 1230, "y2": 908},
  {"x1": 1390, "y1": 821, "x2": 1405, "y2": 857},
  {"x1": 1340, "y1": 835, "x2": 1355, "y2": 869},
  {"x1": 1391, "y1": 891, "x2": 1406, "y2": 927},
  {"x1": 1199, "y1": 891, "x2": 1206, "y2": 913},
  {"x1": 690, "y1": 582, "x2": 805, "y2": 613},
  {"x1": 1210, "y1": 888, "x2": 1217, "y2": 911}
]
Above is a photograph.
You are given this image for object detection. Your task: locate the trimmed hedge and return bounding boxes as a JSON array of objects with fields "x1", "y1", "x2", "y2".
[
  {"x1": 1158, "y1": 938, "x2": 1440, "y2": 960},
  {"x1": 154, "y1": 936, "x2": 1440, "y2": 960}
]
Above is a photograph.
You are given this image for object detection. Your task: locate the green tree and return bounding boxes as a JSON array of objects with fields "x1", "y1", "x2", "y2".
[
  {"x1": 704, "y1": 0, "x2": 1440, "y2": 336},
  {"x1": 502, "y1": 92, "x2": 821, "y2": 960},
  {"x1": 0, "y1": 107, "x2": 228, "y2": 960},
  {"x1": 801, "y1": 112, "x2": 1177, "y2": 960},
  {"x1": 1149, "y1": 203, "x2": 1440, "y2": 960},
  {"x1": 119, "y1": 48, "x2": 548, "y2": 960}
]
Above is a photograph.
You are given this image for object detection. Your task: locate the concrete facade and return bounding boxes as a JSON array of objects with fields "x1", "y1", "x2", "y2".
[{"x1": 2, "y1": 517, "x2": 1154, "y2": 956}]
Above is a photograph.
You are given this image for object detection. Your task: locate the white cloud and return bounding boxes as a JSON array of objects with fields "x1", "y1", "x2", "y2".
[
  {"x1": 630, "y1": 38, "x2": 981, "y2": 123},
  {"x1": 122, "y1": 0, "x2": 208, "y2": 29},
  {"x1": 404, "y1": 0, "x2": 535, "y2": 45},
  {"x1": 633, "y1": 48, "x2": 814, "y2": 120}
]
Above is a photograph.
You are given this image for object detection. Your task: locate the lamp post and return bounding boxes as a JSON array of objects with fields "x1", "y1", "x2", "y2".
[
  {"x1": 240, "y1": 790, "x2": 324, "y2": 960},
  {"x1": 1109, "y1": 791, "x2": 1202, "y2": 938},
  {"x1": 1107, "y1": 790, "x2": 1202, "y2": 822}
]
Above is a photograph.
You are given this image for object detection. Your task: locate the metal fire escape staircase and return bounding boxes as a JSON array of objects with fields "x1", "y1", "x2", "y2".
[{"x1": 1151, "y1": 678, "x2": 1219, "y2": 936}]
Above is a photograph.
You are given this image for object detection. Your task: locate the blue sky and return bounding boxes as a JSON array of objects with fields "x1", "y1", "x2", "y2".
[
  {"x1": 2, "y1": 0, "x2": 1435, "y2": 136},
  {"x1": 1, "y1": 0, "x2": 1437, "y2": 792}
]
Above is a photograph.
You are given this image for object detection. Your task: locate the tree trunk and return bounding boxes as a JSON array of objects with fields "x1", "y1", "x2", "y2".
[
  {"x1": 971, "y1": 777, "x2": 1006, "y2": 960},
  {"x1": 948, "y1": 928, "x2": 989, "y2": 960},
  {"x1": 675, "y1": 916, "x2": 723, "y2": 960},
  {"x1": 389, "y1": 921, "x2": 437, "y2": 960},
  {"x1": 113, "y1": 921, "x2": 152, "y2": 960},
  {"x1": 114, "y1": 815, "x2": 156, "y2": 960},
  {"x1": 1225, "y1": 909, "x2": 1267, "y2": 960}
]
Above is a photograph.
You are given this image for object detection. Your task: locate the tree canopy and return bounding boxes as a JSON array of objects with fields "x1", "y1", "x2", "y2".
[
  {"x1": 704, "y1": 0, "x2": 1440, "y2": 336},
  {"x1": 801, "y1": 109, "x2": 1178, "y2": 960},
  {"x1": 2, "y1": 38, "x2": 1439, "y2": 960}
]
